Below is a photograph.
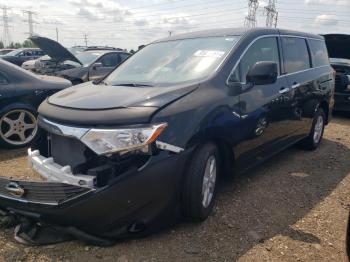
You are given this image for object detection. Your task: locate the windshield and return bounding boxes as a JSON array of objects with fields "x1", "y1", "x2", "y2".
[
  {"x1": 104, "y1": 36, "x2": 240, "y2": 86},
  {"x1": 5, "y1": 49, "x2": 22, "y2": 56},
  {"x1": 69, "y1": 47, "x2": 86, "y2": 56},
  {"x1": 75, "y1": 51, "x2": 105, "y2": 66},
  {"x1": 330, "y1": 58, "x2": 350, "y2": 64}
]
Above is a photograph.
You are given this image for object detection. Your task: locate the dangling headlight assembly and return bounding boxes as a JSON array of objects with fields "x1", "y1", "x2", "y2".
[{"x1": 80, "y1": 123, "x2": 168, "y2": 155}]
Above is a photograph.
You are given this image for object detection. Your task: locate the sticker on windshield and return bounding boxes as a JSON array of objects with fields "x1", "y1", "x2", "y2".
[{"x1": 194, "y1": 50, "x2": 225, "y2": 58}]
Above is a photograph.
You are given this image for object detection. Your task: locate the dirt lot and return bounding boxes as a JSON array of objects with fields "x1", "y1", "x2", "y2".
[{"x1": 0, "y1": 115, "x2": 349, "y2": 262}]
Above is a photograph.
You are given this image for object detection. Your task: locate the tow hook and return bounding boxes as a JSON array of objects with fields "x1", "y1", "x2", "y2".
[{"x1": 5, "y1": 182, "x2": 26, "y2": 198}]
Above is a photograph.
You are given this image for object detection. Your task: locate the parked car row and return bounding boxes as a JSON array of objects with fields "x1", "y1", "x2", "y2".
[
  {"x1": 0, "y1": 28, "x2": 336, "y2": 243},
  {"x1": 324, "y1": 34, "x2": 350, "y2": 112},
  {"x1": 0, "y1": 48, "x2": 45, "y2": 66},
  {"x1": 23, "y1": 36, "x2": 130, "y2": 84}
]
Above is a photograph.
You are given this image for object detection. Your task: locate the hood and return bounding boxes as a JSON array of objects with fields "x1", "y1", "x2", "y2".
[
  {"x1": 36, "y1": 74, "x2": 72, "y2": 84},
  {"x1": 29, "y1": 36, "x2": 82, "y2": 65},
  {"x1": 324, "y1": 34, "x2": 350, "y2": 60},
  {"x1": 47, "y1": 82, "x2": 198, "y2": 110}
]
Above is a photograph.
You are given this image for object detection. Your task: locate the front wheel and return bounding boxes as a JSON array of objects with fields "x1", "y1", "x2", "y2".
[
  {"x1": 0, "y1": 108, "x2": 39, "y2": 149},
  {"x1": 182, "y1": 142, "x2": 220, "y2": 222},
  {"x1": 298, "y1": 108, "x2": 325, "y2": 150}
]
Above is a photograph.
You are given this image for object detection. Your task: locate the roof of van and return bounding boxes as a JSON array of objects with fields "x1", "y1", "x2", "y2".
[{"x1": 154, "y1": 27, "x2": 324, "y2": 43}]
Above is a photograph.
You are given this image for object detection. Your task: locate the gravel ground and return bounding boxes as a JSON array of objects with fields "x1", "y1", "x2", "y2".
[{"x1": 0, "y1": 115, "x2": 349, "y2": 262}]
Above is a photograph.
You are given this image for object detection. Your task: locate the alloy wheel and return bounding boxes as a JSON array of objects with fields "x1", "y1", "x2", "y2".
[
  {"x1": 202, "y1": 155, "x2": 217, "y2": 208},
  {"x1": 0, "y1": 109, "x2": 38, "y2": 146},
  {"x1": 313, "y1": 115, "x2": 324, "y2": 144}
]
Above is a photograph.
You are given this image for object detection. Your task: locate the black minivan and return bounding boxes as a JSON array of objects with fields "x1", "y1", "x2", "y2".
[{"x1": 0, "y1": 28, "x2": 334, "y2": 241}]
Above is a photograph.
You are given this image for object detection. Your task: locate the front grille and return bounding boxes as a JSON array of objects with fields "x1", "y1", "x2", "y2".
[{"x1": 0, "y1": 177, "x2": 91, "y2": 205}]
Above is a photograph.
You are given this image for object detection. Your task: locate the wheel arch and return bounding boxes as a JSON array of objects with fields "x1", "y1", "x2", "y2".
[
  {"x1": 0, "y1": 102, "x2": 37, "y2": 115},
  {"x1": 318, "y1": 100, "x2": 330, "y2": 125},
  {"x1": 186, "y1": 134, "x2": 235, "y2": 179}
]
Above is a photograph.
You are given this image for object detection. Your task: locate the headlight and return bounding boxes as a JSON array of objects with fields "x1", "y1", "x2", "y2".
[{"x1": 80, "y1": 123, "x2": 167, "y2": 155}]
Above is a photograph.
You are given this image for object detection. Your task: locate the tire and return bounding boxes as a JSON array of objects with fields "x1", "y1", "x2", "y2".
[
  {"x1": 0, "y1": 106, "x2": 39, "y2": 149},
  {"x1": 182, "y1": 142, "x2": 220, "y2": 222},
  {"x1": 298, "y1": 108, "x2": 325, "y2": 150}
]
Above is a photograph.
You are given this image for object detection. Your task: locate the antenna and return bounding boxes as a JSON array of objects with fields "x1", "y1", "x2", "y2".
[
  {"x1": 244, "y1": 0, "x2": 259, "y2": 28},
  {"x1": 264, "y1": 0, "x2": 278, "y2": 27},
  {"x1": 0, "y1": 6, "x2": 11, "y2": 47},
  {"x1": 23, "y1": 10, "x2": 37, "y2": 36}
]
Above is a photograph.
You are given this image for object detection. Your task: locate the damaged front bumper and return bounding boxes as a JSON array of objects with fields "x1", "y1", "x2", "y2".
[
  {"x1": 0, "y1": 146, "x2": 191, "y2": 239},
  {"x1": 28, "y1": 148, "x2": 95, "y2": 188}
]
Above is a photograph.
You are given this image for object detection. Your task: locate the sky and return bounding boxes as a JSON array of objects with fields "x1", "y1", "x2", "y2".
[{"x1": 0, "y1": 0, "x2": 350, "y2": 50}]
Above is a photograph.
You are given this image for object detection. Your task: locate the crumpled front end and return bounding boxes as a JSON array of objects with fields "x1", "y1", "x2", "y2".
[{"x1": 0, "y1": 117, "x2": 190, "y2": 243}]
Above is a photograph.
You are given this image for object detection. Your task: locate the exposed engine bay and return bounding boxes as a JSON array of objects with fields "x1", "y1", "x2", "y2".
[{"x1": 33, "y1": 59, "x2": 79, "y2": 75}]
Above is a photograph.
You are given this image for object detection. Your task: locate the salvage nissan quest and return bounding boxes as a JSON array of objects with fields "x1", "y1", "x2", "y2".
[{"x1": 0, "y1": 28, "x2": 334, "y2": 242}]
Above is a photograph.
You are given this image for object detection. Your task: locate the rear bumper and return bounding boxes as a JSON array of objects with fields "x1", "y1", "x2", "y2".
[
  {"x1": 334, "y1": 92, "x2": 350, "y2": 112},
  {"x1": 0, "y1": 149, "x2": 191, "y2": 238}
]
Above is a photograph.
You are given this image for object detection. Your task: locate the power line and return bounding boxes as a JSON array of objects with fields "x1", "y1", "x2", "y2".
[
  {"x1": 23, "y1": 10, "x2": 37, "y2": 36},
  {"x1": 0, "y1": 6, "x2": 11, "y2": 47},
  {"x1": 244, "y1": 0, "x2": 259, "y2": 28},
  {"x1": 264, "y1": 0, "x2": 278, "y2": 27}
]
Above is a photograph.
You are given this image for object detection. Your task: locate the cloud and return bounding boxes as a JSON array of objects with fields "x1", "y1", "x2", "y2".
[
  {"x1": 134, "y1": 19, "x2": 149, "y2": 27},
  {"x1": 314, "y1": 14, "x2": 338, "y2": 26},
  {"x1": 77, "y1": 7, "x2": 100, "y2": 20},
  {"x1": 305, "y1": 0, "x2": 350, "y2": 5}
]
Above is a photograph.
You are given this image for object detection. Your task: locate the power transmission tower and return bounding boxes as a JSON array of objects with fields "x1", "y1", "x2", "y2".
[
  {"x1": 244, "y1": 0, "x2": 259, "y2": 28},
  {"x1": 264, "y1": 0, "x2": 278, "y2": 27},
  {"x1": 274, "y1": 12, "x2": 279, "y2": 28},
  {"x1": 83, "y1": 33, "x2": 88, "y2": 46},
  {"x1": 0, "y1": 6, "x2": 11, "y2": 47},
  {"x1": 23, "y1": 10, "x2": 37, "y2": 36}
]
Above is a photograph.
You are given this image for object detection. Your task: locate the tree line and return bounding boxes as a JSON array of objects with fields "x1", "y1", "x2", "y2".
[{"x1": 0, "y1": 40, "x2": 36, "y2": 49}]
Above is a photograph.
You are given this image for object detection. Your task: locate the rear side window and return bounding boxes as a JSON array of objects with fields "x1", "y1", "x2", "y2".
[
  {"x1": 282, "y1": 37, "x2": 310, "y2": 74},
  {"x1": 229, "y1": 37, "x2": 280, "y2": 83},
  {"x1": 308, "y1": 39, "x2": 329, "y2": 67}
]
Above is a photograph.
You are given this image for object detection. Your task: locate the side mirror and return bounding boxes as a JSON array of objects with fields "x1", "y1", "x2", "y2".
[
  {"x1": 92, "y1": 62, "x2": 103, "y2": 70},
  {"x1": 246, "y1": 61, "x2": 278, "y2": 85},
  {"x1": 227, "y1": 82, "x2": 243, "y2": 96}
]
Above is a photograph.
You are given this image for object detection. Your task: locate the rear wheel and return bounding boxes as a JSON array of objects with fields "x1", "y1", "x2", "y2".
[
  {"x1": 298, "y1": 108, "x2": 325, "y2": 150},
  {"x1": 182, "y1": 142, "x2": 220, "y2": 222},
  {"x1": 0, "y1": 108, "x2": 38, "y2": 149}
]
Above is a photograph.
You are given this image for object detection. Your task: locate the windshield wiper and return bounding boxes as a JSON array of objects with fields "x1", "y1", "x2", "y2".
[{"x1": 112, "y1": 83, "x2": 154, "y2": 87}]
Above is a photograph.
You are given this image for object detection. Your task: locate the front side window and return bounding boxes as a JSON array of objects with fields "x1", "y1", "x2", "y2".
[
  {"x1": 0, "y1": 73, "x2": 8, "y2": 84},
  {"x1": 98, "y1": 53, "x2": 120, "y2": 67},
  {"x1": 104, "y1": 36, "x2": 240, "y2": 86},
  {"x1": 120, "y1": 53, "x2": 130, "y2": 62},
  {"x1": 229, "y1": 37, "x2": 280, "y2": 83},
  {"x1": 75, "y1": 51, "x2": 106, "y2": 66},
  {"x1": 308, "y1": 39, "x2": 330, "y2": 67},
  {"x1": 23, "y1": 50, "x2": 33, "y2": 56},
  {"x1": 282, "y1": 37, "x2": 311, "y2": 74}
]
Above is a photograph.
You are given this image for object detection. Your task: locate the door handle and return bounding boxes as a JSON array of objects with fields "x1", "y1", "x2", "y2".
[
  {"x1": 279, "y1": 87, "x2": 290, "y2": 94},
  {"x1": 292, "y1": 83, "x2": 301, "y2": 89}
]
